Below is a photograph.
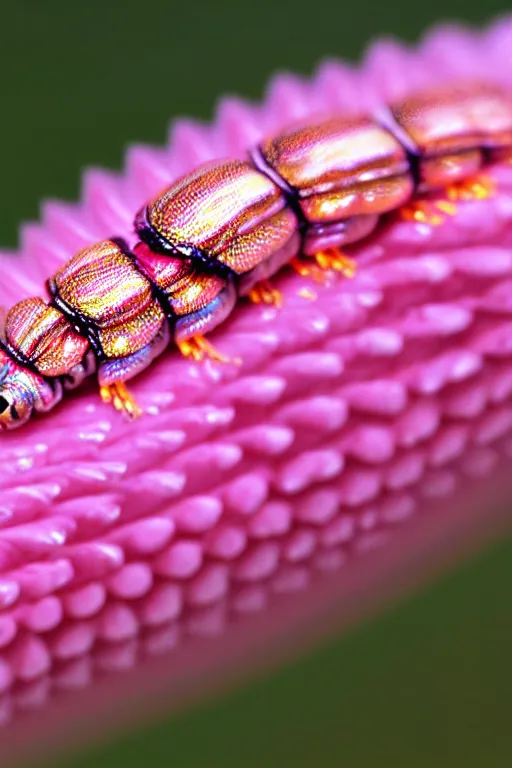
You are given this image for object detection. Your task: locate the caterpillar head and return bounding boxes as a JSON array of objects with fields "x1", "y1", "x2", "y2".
[{"x1": 0, "y1": 356, "x2": 58, "y2": 431}]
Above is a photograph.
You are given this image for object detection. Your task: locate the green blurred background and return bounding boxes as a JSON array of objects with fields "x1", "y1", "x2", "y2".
[{"x1": 2, "y1": 1, "x2": 512, "y2": 765}]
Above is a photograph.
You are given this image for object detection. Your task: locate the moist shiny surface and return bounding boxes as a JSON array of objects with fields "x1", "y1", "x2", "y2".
[
  {"x1": 51, "y1": 240, "x2": 166, "y2": 358},
  {"x1": 5, "y1": 297, "x2": 89, "y2": 377},
  {"x1": 134, "y1": 243, "x2": 229, "y2": 316},
  {"x1": 389, "y1": 82, "x2": 512, "y2": 155},
  {"x1": 260, "y1": 116, "x2": 410, "y2": 191},
  {"x1": 143, "y1": 159, "x2": 298, "y2": 274},
  {"x1": 259, "y1": 116, "x2": 414, "y2": 223},
  {"x1": 52, "y1": 240, "x2": 155, "y2": 327}
]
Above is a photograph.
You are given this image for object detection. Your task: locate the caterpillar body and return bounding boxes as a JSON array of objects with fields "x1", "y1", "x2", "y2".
[{"x1": 1, "y1": 81, "x2": 511, "y2": 430}]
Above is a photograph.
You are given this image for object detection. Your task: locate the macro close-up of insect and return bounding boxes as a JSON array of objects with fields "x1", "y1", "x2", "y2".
[{"x1": 1, "y1": 82, "x2": 511, "y2": 431}]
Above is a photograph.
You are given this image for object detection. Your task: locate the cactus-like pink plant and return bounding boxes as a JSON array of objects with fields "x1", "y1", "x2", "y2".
[{"x1": 2, "y1": 14, "x2": 512, "y2": 760}]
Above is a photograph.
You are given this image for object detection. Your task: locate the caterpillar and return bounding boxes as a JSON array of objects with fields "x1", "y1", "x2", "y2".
[{"x1": 1, "y1": 80, "x2": 511, "y2": 431}]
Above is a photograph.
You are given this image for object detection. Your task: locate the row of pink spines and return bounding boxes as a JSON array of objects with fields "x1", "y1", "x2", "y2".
[
  {"x1": 2, "y1": 188, "x2": 512, "y2": 707},
  {"x1": 2, "y1": 240, "x2": 512, "y2": 631},
  {"x1": 2, "y1": 181, "x2": 512, "y2": 489},
  {"x1": 1, "y1": 167, "x2": 511, "y2": 584},
  {"x1": 0, "y1": 414, "x2": 511, "y2": 714},
  {"x1": 3, "y1": 173, "x2": 512, "y2": 468},
  {"x1": 0, "y1": 408, "x2": 511, "y2": 721},
  {"x1": 1, "y1": 17, "x2": 512, "y2": 302},
  {"x1": 1, "y1": 361, "x2": 511, "y2": 595}
]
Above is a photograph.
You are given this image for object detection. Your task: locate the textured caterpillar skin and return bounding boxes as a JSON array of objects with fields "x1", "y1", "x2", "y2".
[{"x1": 1, "y1": 81, "x2": 512, "y2": 429}]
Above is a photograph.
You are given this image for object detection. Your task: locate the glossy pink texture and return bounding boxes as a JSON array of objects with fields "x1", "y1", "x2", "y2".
[{"x1": 1, "y1": 15, "x2": 512, "y2": 734}]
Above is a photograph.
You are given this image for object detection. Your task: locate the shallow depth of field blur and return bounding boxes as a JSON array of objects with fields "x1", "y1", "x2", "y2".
[{"x1": 2, "y1": 0, "x2": 512, "y2": 765}]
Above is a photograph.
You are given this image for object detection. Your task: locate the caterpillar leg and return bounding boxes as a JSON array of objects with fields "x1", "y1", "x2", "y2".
[
  {"x1": 174, "y1": 283, "x2": 240, "y2": 365},
  {"x1": 97, "y1": 325, "x2": 170, "y2": 419},
  {"x1": 315, "y1": 248, "x2": 357, "y2": 277},
  {"x1": 445, "y1": 174, "x2": 495, "y2": 202},
  {"x1": 401, "y1": 173, "x2": 495, "y2": 225},
  {"x1": 177, "y1": 335, "x2": 238, "y2": 364},
  {"x1": 400, "y1": 200, "x2": 449, "y2": 226},
  {"x1": 248, "y1": 280, "x2": 283, "y2": 307},
  {"x1": 291, "y1": 248, "x2": 356, "y2": 284},
  {"x1": 100, "y1": 381, "x2": 142, "y2": 418}
]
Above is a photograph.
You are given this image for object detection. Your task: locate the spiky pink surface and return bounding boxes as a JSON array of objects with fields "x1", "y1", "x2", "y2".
[{"x1": 1, "y1": 15, "x2": 512, "y2": 738}]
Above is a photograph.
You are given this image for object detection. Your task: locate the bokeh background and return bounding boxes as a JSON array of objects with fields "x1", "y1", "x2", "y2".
[{"x1": 2, "y1": 0, "x2": 512, "y2": 765}]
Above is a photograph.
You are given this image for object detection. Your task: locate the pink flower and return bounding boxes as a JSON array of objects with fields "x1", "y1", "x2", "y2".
[{"x1": 2, "y1": 14, "x2": 512, "y2": 757}]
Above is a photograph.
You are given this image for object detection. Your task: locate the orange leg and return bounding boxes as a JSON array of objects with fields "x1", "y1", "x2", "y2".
[
  {"x1": 445, "y1": 174, "x2": 495, "y2": 202},
  {"x1": 401, "y1": 173, "x2": 495, "y2": 225},
  {"x1": 248, "y1": 280, "x2": 283, "y2": 308},
  {"x1": 177, "y1": 334, "x2": 241, "y2": 365},
  {"x1": 314, "y1": 249, "x2": 357, "y2": 277},
  {"x1": 100, "y1": 381, "x2": 142, "y2": 419},
  {"x1": 291, "y1": 247, "x2": 357, "y2": 284},
  {"x1": 400, "y1": 199, "x2": 450, "y2": 226}
]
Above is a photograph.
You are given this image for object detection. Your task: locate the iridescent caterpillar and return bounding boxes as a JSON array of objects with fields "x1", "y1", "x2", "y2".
[{"x1": 1, "y1": 82, "x2": 511, "y2": 430}]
